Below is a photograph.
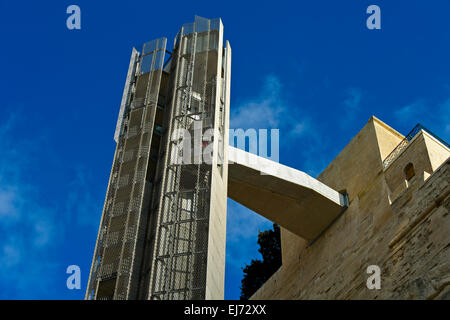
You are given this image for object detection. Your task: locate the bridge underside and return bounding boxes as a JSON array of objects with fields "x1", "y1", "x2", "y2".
[{"x1": 227, "y1": 147, "x2": 347, "y2": 241}]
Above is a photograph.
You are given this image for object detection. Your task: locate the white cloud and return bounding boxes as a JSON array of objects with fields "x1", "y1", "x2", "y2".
[
  {"x1": 394, "y1": 97, "x2": 450, "y2": 141},
  {"x1": 230, "y1": 75, "x2": 308, "y2": 138},
  {"x1": 0, "y1": 110, "x2": 106, "y2": 298},
  {"x1": 0, "y1": 243, "x2": 22, "y2": 268},
  {"x1": 343, "y1": 87, "x2": 362, "y2": 111},
  {"x1": 394, "y1": 99, "x2": 426, "y2": 119},
  {"x1": 64, "y1": 166, "x2": 104, "y2": 228},
  {"x1": 339, "y1": 87, "x2": 365, "y2": 130},
  {"x1": 0, "y1": 233, "x2": 62, "y2": 299},
  {"x1": 0, "y1": 115, "x2": 62, "y2": 298},
  {"x1": 229, "y1": 74, "x2": 331, "y2": 176},
  {"x1": 32, "y1": 217, "x2": 56, "y2": 248},
  {"x1": 0, "y1": 187, "x2": 19, "y2": 219}
]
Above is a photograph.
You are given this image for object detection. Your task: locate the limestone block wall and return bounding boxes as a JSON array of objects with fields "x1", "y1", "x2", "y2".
[
  {"x1": 251, "y1": 117, "x2": 449, "y2": 300},
  {"x1": 385, "y1": 160, "x2": 449, "y2": 299},
  {"x1": 423, "y1": 133, "x2": 450, "y2": 172},
  {"x1": 384, "y1": 132, "x2": 442, "y2": 194}
]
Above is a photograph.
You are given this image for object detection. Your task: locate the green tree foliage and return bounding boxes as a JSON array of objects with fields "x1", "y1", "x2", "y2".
[{"x1": 240, "y1": 224, "x2": 281, "y2": 300}]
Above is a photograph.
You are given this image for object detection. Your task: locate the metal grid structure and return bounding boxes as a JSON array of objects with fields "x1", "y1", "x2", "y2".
[
  {"x1": 149, "y1": 16, "x2": 222, "y2": 300},
  {"x1": 86, "y1": 38, "x2": 167, "y2": 300},
  {"x1": 86, "y1": 16, "x2": 229, "y2": 300}
]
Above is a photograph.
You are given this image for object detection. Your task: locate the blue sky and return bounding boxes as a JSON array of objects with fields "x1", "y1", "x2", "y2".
[{"x1": 0, "y1": 0, "x2": 449, "y2": 299}]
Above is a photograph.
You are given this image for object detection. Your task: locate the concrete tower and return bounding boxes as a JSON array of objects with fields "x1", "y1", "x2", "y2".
[{"x1": 86, "y1": 16, "x2": 231, "y2": 300}]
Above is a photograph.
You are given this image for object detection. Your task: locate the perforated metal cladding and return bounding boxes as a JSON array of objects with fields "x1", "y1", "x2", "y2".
[
  {"x1": 87, "y1": 18, "x2": 229, "y2": 301},
  {"x1": 86, "y1": 38, "x2": 167, "y2": 300},
  {"x1": 149, "y1": 23, "x2": 220, "y2": 300}
]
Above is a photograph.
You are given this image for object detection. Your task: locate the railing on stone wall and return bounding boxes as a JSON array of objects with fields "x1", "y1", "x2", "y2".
[{"x1": 382, "y1": 123, "x2": 450, "y2": 169}]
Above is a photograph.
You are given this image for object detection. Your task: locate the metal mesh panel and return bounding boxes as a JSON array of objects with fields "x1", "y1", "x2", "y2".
[
  {"x1": 150, "y1": 21, "x2": 219, "y2": 300},
  {"x1": 88, "y1": 17, "x2": 228, "y2": 300},
  {"x1": 86, "y1": 37, "x2": 167, "y2": 300}
]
